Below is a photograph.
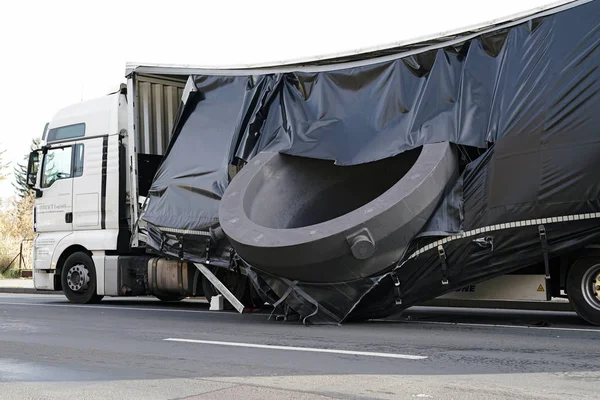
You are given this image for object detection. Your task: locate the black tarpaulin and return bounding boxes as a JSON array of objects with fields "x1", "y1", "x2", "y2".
[
  {"x1": 142, "y1": 76, "x2": 248, "y2": 232},
  {"x1": 142, "y1": 0, "x2": 600, "y2": 323}
]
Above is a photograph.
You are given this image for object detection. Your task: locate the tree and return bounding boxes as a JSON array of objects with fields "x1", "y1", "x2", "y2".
[
  {"x1": 13, "y1": 138, "x2": 41, "y2": 198},
  {"x1": 0, "y1": 148, "x2": 7, "y2": 181}
]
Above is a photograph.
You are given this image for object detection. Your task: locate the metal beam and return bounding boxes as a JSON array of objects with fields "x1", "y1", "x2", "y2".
[{"x1": 193, "y1": 263, "x2": 244, "y2": 314}]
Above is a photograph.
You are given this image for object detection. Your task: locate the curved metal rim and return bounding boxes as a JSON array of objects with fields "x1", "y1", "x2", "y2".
[
  {"x1": 581, "y1": 263, "x2": 600, "y2": 312},
  {"x1": 220, "y1": 142, "x2": 455, "y2": 247},
  {"x1": 66, "y1": 263, "x2": 89, "y2": 293}
]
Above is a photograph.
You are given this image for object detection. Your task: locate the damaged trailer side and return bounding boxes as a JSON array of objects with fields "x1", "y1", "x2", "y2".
[{"x1": 141, "y1": 0, "x2": 600, "y2": 324}]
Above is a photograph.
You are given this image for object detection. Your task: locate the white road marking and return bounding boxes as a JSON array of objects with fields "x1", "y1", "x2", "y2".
[
  {"x1": 163, "y1": 338, "x2": 428, "y2": 360},
  {"x1": 401, "y1": 319, "x2": 600, "y2": 333},
  {"x1": 0, "y1": 301, "x2": 269, "y2": 316}
]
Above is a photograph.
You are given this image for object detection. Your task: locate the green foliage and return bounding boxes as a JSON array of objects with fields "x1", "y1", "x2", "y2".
[
  {"x1": 0, "y1": 195, "x2": 34, "y2": 275},
  {"x1": 0, "y1": 268, "x2": 20, "y2": 279},
  {"x1": 0, "y1": 140, "x2": 39, "y2": 275},
  {"x1": 13, "y1": 138, "x2": 41, "y2": 198}
]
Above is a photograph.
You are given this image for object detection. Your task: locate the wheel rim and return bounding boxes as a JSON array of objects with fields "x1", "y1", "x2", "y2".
[
  {"x1": 66, "y1": 263, "x2": 90, "y2": 293},
  {"x1": 581, "y1": 263, "x2": 600, "y2": 312}
]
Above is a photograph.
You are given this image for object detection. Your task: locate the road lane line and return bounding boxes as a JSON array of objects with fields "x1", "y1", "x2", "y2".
[
  {"x1": 400, "y1": 319, "x2": 600, "y2": 333},
  {"x1": 163, "y1": 338, "x2": 428, "y2": 360},
  {"x1": 0, "y1": 301, "x2": 269, "y2": 316}
]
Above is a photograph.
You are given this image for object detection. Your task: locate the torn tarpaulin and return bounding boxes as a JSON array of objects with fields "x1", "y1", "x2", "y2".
[{"x1": 142, "y1": 0, "x2": 600, "y2": 323}]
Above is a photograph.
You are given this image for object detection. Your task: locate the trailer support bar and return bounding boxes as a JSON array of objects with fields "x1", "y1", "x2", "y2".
[
  {"x1": 538, "y1": 225, "x2": 552, "y2": 301},
  {"x1": 193, "y1": 263, "x2": 245, "y2": 314}
]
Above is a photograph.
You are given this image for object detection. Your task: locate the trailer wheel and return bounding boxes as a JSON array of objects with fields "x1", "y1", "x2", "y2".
[
  {"x1": 567, "y1": 257, "x2": 600, "y2": 326},
  {"x1": 201, "y1": 267, "x2": 253, "y2": 307},
  {"x1": 61, "y1": 252, "x2": 104, "y2": 304}
]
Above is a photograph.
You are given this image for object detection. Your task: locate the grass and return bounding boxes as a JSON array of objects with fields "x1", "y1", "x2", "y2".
[
  {"x1": 0, "y1": 233, "x2": 33, "y2": 279},
  {"x1": 0, "y1": 269, "x2": 21, "y2": 279}
]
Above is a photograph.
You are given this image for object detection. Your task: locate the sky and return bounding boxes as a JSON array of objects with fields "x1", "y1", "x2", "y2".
[{"x1": 0, "y1": 0, "x2": 574, "y2": 199}]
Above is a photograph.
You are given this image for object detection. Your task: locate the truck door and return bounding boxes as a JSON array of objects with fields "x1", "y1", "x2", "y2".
[
  {"x1": 36, "y1": 145, "x2": 76, "y2": 232},
  {"x1": 72, "y1": 139, "x2": 102, "y2": 230}
]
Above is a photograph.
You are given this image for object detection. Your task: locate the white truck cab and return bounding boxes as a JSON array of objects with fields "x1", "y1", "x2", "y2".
[
  {"x1": 26, "y1": 69, "x2": 193, "y2": 303},
  {"x1": 31, "y1": 88, "x2": 125, "y2": 296}
]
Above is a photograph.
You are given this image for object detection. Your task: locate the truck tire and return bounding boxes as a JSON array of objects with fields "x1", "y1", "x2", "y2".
[
  {"x1": 567, "y1": 257, "x2": 600, "y2": 326},
  {"x1": 61, "y1": 252, "x2": 104, "y2": 304},
  {"x1": 155, "y1": 294, "x2": 185, "y2": 302},
  {"x1": 201, "y1": 267, "x2": 254, "y2": 307}
]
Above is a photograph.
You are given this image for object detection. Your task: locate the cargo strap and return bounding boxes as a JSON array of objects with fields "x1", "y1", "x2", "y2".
[
  {"x1": 159, "y1": 234, "x2": 166, "y2": 254},
  {"x1": 192, "y1": 267, "x2": 200, "y2": 296},
  {"x1": 391, "y1": 273, "x2": 402, "y2": 305},
  {"x1": 268, "y1": 282, "x2": 296, "y2": 321},
  {"x1": 438, "y1": 245, "x2": 449, "y2": 285},
  {"x1": 205, "y1": 238, "x2": 211, "y2": 256},
  {"x1": 538, "y1": 225, "x2": 552, "y2": 301},
  {"x1": 178, "y1": 235, "x2": 185, "y2": 260},
  {"x1": 280, "y1": 277, "x2": 339, "y2": 325}
]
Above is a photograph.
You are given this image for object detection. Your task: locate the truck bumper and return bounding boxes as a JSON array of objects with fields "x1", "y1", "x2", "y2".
[
  {"x1": 33, "y1": 269, "x2": 56, "y2": 291},
  {"x1": 32, "y1": 234, "x2": 59, "y2": 291}
]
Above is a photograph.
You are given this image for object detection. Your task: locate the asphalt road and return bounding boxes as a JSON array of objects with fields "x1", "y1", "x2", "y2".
[{"x1": 1, "y1": 293, "x2": 599, "y2": 400}]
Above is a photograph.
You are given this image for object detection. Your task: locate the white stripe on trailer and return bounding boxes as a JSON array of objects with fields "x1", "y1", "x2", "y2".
[
  {"x1": 159, "y1": 226, "x2": 212, "y2": 236},
  {"x1": 404, "y1": 212, "x2": 600, "y2": 262}
]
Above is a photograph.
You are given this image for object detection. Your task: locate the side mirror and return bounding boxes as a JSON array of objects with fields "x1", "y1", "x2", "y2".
[{"x1": 26, "y1": 150, "x2": 40, "y2": 188}]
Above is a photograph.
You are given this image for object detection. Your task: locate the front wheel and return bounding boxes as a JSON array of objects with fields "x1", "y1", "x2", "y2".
[
  {"x1": 61, "y1": 252, "x2": 103, "y2": 304},
  {"x1": 567, "y1": 257, "x2": 600, "y2": 326}
]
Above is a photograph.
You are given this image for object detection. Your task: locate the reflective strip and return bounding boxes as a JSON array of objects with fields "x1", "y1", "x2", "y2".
[
  {"x1": 405, "y1": 212, "x2": 600, "y2": 262},
  {"x1": 157, "y1": 226, "x2": 212, "y2": 237}
]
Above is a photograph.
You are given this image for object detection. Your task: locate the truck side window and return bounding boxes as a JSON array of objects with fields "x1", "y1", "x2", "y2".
[
  {"x1": 41, "y1": 146, "x2": 73, "y2": 188},
  {"x1": 73, "y1": 144, "x2": 84, "y2": 177},
  {"x1": 46, "y1": 123, "x2": 85, "y2": 142}
]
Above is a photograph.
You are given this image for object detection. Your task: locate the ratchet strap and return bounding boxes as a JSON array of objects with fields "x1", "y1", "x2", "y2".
[
  {"x1": 538, "y1": 225, "x2": 552, "y2": 301},
  {"x1": 438, "y1": 245, "x2": 449, "y2": 285}
]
